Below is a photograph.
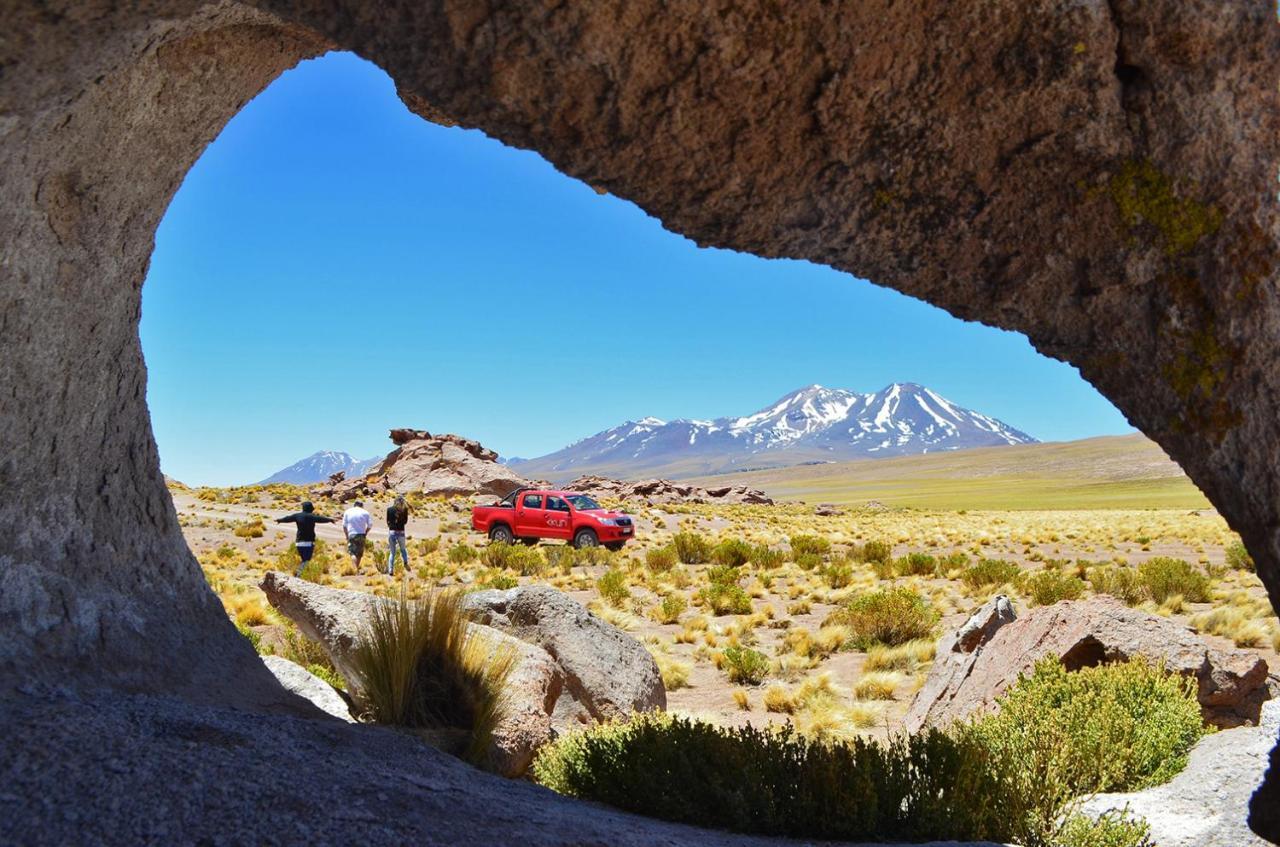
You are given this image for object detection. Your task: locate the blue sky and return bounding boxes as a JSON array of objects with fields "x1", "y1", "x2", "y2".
[{"x1": 142, "y1": 51, "x2": 1133, "y2": 486}]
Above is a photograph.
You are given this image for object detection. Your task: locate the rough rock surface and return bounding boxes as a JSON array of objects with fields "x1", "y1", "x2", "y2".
[
  {"x1": 315, "y1": 429, "x2": 530, "y2": 502},
  {"x1": 260, "y1": 573, "x2": 557, "y2": 776},
  {"x1": 3, "y1": 0, "x2": 1280, "y2": 840},
  {"x1": 814, "y1": 503, "x2": 846, "y2": 517},
  {"x1": 906, "y1": 596, "x2": 1272, "y2": 732},
  {"x1": 565, "y1": 475, "x2": 774, "y2": 506},
  {"x1": 463, "y1": 585, "x2": 666, "y2": 725},
  {"x1": 261, "y1": 655, "x2": 354, "y2": 722},
  {"x1": 1079, "y1": 699, "x2": 1280, "y2": 847}
]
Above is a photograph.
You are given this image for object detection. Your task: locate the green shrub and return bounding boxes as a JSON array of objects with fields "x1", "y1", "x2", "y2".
[
  {"x1": 477, "y1": 570, "x2": 518, "y2": 590},
  {"x1": 961, "y1": 558, "x2": 1022, "y2": 589},
  {"x1": 235, "y1": 621, "x2": 263, "y2": 652},
  {"x1": 750, "y1": 544, "x2": 786, "y2": 569},
  {"x1": 720, "y1": 646, "x2": 770, "y2": 685},
  {"x1": 964, "y1": 658, "x2": 1204, "y2": 843},
  {"x1": 1088, "y1": 565, "x2": 1145, "y2": 606},
  {"x1": 544, "y1": 545, "x2": 579, "y2": 573},
  {"x1": 482, "y1": 543, "x2": 546, "y2": 575},
  {"x1": 447, "y1": 543, "x2": 477, "y2": 564},
  {"x1": 823, "y1": 560, "x2": 854, "y2": 589},
  {"x1": 940, "y1": 550, "x2": 970, "y2": 570},
  {"x1": 672, "y1": 531, "x2": 712, "y2": 564},
  {"x1": 826, "y1": 587, "x2": 939, "y2": 648},
  {"x1": 795, "y1": 552, "x2": 823, "y2": 571},
  {"x1": 1055, "y1": 811, "x2": 1153, "y2": 847},
  {"x1": 1024, "y1": 569, "x2": 1085, "y2": 606},
  {"x1": 700, "y1": 582, "x2": 753, "y2": 615},
  {"x1": 597, "y1": 567, "x2": 631, "y2": 607},
  {"x1": 1224, "y1": 540, "x2": 1254, "y2": 572},
  {"x1": 860, "y1": 539, "x2": 892, "y2": 565},
  {"x1": 348, "y1": 590, "x2": 516, "y2": 768},
  {"x1": 712, "y1": 537, "x2": 754, "y2": 568},
  {"x1": 233, "y1": 520, "x2": 265, "y2": 539},
  {"x1": 654, "y1": 593, "x2": 687, "y2": 624},
  {"x1": 897, "y1": 552, "x2": 937, "y2": 577},
  {"x1": 533, "y1": 714, "x2": 1011, "y2": 842},
  {"x1": 790, "y1": 534, "x2": 831, "y2": 559},
  {"x1": 645, "y1": 545, "x2": 678, "y2": 572},
  {"x1": 415, "y1": 536, "x2": 442, "y2": 556},
  {"x1": 1138, "y1": 557, "x2": 1211, "y2": 603}
]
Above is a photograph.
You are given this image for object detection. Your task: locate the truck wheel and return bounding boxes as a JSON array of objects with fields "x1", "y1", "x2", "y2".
[
  {"x1": 519, "y1": 537, "x2": 538, "y2": 547},
  {"x1": 604, "y1": 542, "x2": 625, "y2": 552},
  {"x1": 489, "y1": 524, "x2": 514, "y2": 545},
  {"x1": 573, "y1": 528, "x2": 599, "y2": 549}
]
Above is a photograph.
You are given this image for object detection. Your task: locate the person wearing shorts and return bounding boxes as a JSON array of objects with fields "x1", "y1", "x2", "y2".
[
  {"x1": 386, "y1": 494, "x2": 411, "y2": 576},
  {"x1": 275, "y1": 501, "x2": 335, "y2": 577},
  {"x1": 343, "y1": 500, "x2": 373, "y2": 572}
]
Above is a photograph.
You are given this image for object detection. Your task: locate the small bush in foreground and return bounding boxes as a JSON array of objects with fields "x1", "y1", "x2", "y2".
[
  {"x1": 482, "y1": 542, "x2": 546, "y2": 575},
  {"x1": 859, "y1": 539, "x2": 892, "y2": 565},
  {"x1": 1024, "y1": 569, "x2": 1085, "y2": 606},
  {"x1": 826, "y1": 587, "x2": 938, "y2": 648},
  {"x1": 596, "y1": 567, "x2": 631, "y2": 607},
  {"x1": 645, "y1": 545, "x2": 677, "y2": 572},
  {"x1": 1225, "y1": 540, "x2": 1254, "y2": 572},
  {"x1": 1088, "y1": 565, "x2": 1144, "y2": 606},
  {"x1": 896, "y1": 552, "x2": 937, "y2": 577},
  {"x1": 721, "y1": 645, "x2": 770, "y2": 685},
  {"x1": 1138, "y1": 557, "x2": 1210, "y2": 603},
  {"x1": 349, "y1": 590, "x2": 515, "y2": 768},
  {"x1": 672, "y1": 531, "x2": 712, "y2": 564},
  {"x1": 712, "y1": 537, "x2": 753, "y2": 567},
  {"x1": 653, "y1": 593, "x2": 688, "y2": 624},
  {"x1": 789, "y1": 534, "x2": 831, "y2": 559},
  {"x1": 750, "y1": 544, "x2": 786, "y2": 569},
  {"x1": 961, "y1": 558, "x2": 1022, "y2": 589},
  {"x1": 1055, "y1": 811, "x2": 1153, "y2": 847}
]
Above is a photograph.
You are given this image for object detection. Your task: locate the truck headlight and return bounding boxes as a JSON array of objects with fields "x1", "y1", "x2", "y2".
[{"x1": 596, "y1": 517, "x2": 617, "y2": 526}]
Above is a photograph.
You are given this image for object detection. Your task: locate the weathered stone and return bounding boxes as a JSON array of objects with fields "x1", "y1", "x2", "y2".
[
  {"x1": 463, "y1": 584, "x2": 666, "y2": 725},
  {"x1": 261, "y1": 655, "x2": 353, "y2": 722},
  {"x1": 565, "y1": 475, "x2": 773, "y2": 506},
  {"x1": 259, "y1": 573, "x2": 558, "y2": 776},
  {"x1": 814, "y1": 503, "x2": 845, "y2": 517},
  {"x1": 1078, "y1": 699, "x2": 1280, "y2": 847},
  {"x1": 906, "y1": 596, "x2": 1271, "y2": 733}
]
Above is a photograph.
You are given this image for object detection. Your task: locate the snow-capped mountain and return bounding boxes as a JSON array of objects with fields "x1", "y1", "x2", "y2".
[
  {"x1": 257, "y1": 451, "x2": 381, "y2": 485},
  {"x1": 507, "y1": 383, "x2": 1036, "y2": 481}
]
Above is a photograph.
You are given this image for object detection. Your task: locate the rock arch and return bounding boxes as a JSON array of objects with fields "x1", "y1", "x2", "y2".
[{"x1": 2, "y1": 0, "x2": 1277, "y2": 839}]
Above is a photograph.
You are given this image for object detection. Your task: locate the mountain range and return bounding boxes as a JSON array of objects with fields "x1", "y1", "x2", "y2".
[
  {"x1": 506, "y1": 383, "x2": 1036, "y2": 481},
  {"x1": 257, "y1": 451, "x2": 380, "y2": 485}
]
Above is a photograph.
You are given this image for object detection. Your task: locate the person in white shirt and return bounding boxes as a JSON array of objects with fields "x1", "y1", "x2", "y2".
[{"x1": 342, "y1": 500, "x2": 373, "y2": 572}]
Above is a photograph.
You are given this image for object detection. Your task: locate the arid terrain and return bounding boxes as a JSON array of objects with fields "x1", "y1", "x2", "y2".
[{"x1": 180, "y1": 473, "x2": 1278, "y2": 741}]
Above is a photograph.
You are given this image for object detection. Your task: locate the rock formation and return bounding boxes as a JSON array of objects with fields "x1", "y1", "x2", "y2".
[
  {"x1": 906, "y1": 596, "x2": 1275, "y2": 732},
  {"x1": 1078, "y1": 699, "x2": 1280, "y2": 847},
  {"x1": 564, "y1": 475, "x2": 774, "y2": 506},
  {"x1": 260, "y1": 573, "x2": 662, "y2": 775},
  {"x1": 315, "y1": 429, "x2": 530, "y2": 502},
  {"x1": 261, "y1": 656, "x2": 354, "y2": 722},
  {"x1": 3, "y1": 0, "x2": 1279, "y2": 840}
]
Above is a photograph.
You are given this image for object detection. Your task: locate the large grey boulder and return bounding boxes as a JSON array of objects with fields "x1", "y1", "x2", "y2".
[
  {"x1": 906, "y1": 596, "x2": 1272, "y2": 732},
  {"x1": 1078, "y1": 699, "x2": 1280, "y2": 847},
  {"x1": 261, "y1": 656, "x2": 354, "y2": 723},
  {"x1": 463, "y1": 584, "x2": 666, "y2": 727}
]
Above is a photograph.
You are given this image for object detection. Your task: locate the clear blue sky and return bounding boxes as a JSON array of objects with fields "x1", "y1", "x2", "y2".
[{"x1": 141, "y1": 51, "x2": 1133, "y2": 486}]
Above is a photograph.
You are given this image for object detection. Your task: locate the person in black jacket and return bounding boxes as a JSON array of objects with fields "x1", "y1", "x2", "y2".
[
  {"x1": 276, "y1": 501, "x2": 335, "y2": 577},
  {"x1": 385, "y1": 494, "x2": 411, "y2": 577}
]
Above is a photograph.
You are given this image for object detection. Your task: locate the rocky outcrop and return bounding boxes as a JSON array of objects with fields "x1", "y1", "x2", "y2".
[
  {"x1": 261, "y1": 656, "x2": 354, "y2": 722},
  {"x1": 906, "y1": 596, "x2": 1273, "y2": 732},
  {"x1": 260, "y1": 574, "x2": 661, "y2": 775},
  {"x1": 315, "y1": 430, "x2": 530, "y2": 503},
  {"x1": 463, "y1": 585, "x2": 666, "y2": 725},
  {"x1": 565, "y1": 475, "x2": 773, "y2": 506},
  {"x1": 814, "y1": 504, "x2": 845, "y2": 517},
  {"x1": 1078, "y1": 699, "x2": 1280, "y2": 847}
]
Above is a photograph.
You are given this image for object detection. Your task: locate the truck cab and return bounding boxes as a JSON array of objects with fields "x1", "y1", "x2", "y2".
[{"x1": 471, "y1": 488, "x2": 634, "y2": 550}]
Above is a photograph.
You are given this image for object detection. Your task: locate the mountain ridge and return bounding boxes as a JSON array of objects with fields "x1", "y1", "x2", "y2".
[
  {"x1": 257, "y1": 450, "x2": 381, "y2": 485},
  {"x1": 508, "y1": 383, "x2": 1036, "y2": 482}
]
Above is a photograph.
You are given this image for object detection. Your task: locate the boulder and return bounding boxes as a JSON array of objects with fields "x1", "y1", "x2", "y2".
[
  {"x1": 906, "y1": 596, "x2": 1272, "y2": 732},
  {"x1": 463, "y1": 584, "x2": 666, "y2": 726},
  {"x1": 565, "y1": 474, "x2": 774, "y2": 506},
  {"x1": 261, "y1": 655, "x2": 354, "y2": 723},
  {"x1": 259, "y1": 572, "x2": 556, "y2": 776},
  {"x1": 1078, "y1": 699, "x2": 1280, "y2": 847},
  {"x1": 814, "y1": 503, "x2": 845, "y2": 516}
]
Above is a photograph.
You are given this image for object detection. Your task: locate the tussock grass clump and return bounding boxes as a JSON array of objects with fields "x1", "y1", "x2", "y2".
[
  {"x1": 645, "y1": 545, "x2": 678, "y2": 572},
  {"x1": 789, "y1": 534, "x2": 832, "y2": 559},
  {"x1": 349, "y1": 590, "x2": 516, "y2": 768},
  {"x1": 653, "y1": 593, "x2": 688, "y2": 625},
  {"x1": 721, "y1": 645, "x2": 770, "y2": 685},
  {"x1": 1190, "y1": 607, "x2": 1273, "y2": 648},
  {"x1": 1088, "y1": 565, "x2": 1145, "y2": 606},
  {"x1": 698, "y1": 566, "x2": 753, "y2": 615},
  {"x1": 750, "y1": 544, "x2": 786, "y2": 569},
  {"x1": 712, "y1": 537, "x2": 754, "y2": 567},
  {"x1": 447, "y1": 543, "x2": 477, "y2": 564},
  {"x1": 1138, "y1": 557, "x2": 1211, "y2": 603},
  {"x1": 672, "y1": 531, "x2": 712, "y2": 564},
  {"x1": 961, "y1": 559, "x2": 1022, "y2": 590},
  {"x1": 655, "y1": 655, "x2": 691, "y2": 690},
  {"x1": 1224, "y1": 540, "x2": 1254, "y2": 572},
  {"x1": 852, "y1": 671, "x2": 901, "y2": 701},
  {"x1": 233, "y1": 519, "x2": 265, "y2": 539},
  {"x1": 826, "y1": 587, "x2": 939, "y2": 649},
  {"x1": 596, "y1": 567, "x2": 631, "y2": 607},
  {"x1": 896, "y1": 552, "x2": 937, "y2": 577},
  {"x1": 822, "y1": 560, "x2": 854, "y2": 588},
  {"x1": 1024, "y1": 569, "x2": 1085, "y2": 607},
  {"x1": 858, "y1": 539, "x2": 892, "y2": 565},
  {"x1": 864, "y1": 639, "x2": 935, "y2": 672}
]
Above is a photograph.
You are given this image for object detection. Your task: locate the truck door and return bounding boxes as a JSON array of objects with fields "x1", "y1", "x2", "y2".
[
  {"x1": 543, "y1": 495, "x2": 573, "y2": 540},
  {"x1": 515, "y1": 492, "x2": 545, "y2": 537}
]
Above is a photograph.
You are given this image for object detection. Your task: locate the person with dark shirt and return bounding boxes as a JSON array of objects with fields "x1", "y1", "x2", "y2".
[
  {"x1": 386, "y1": 494, "x2": 411, "y2": 577},
  {"x1": 276, "y1": 501, "x2": 335, "y2": 577}
]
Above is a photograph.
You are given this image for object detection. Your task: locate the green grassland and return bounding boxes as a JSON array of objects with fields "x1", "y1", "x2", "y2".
[{"x1": 689, "y1": 434, "x2": 1211, "y2": 511}]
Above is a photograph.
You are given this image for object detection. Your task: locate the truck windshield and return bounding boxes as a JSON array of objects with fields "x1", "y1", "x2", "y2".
[{"x1": 566, "y1": 494, "x2": 602, "y2": 511}]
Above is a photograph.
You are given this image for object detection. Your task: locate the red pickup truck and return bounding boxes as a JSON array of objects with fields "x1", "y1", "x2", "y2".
[{"x1": 472, "y1": 487, "x2": 635, "y2": 550}]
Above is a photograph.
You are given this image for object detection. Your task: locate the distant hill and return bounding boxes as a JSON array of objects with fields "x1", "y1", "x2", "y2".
[
  {"x1": 687, "y1": 434, "x2": 1210, "y2": 510},
  {"x1": 257, "y1": 451, "x2": 380, "y2": 485},
  {"x1": 508, "y1": 383, "x2": 1036, "y2": 482}
]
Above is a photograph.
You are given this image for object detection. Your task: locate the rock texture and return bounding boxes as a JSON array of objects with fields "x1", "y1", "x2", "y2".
[
  {"x1": 315, "y1": 430, "x2": 530, "y2": 502},
  {"x1": 906, "y1": 596, "x2": 1273, "y2": 732},
  {"x1": 564, "y1": 475, "x2": 774, "y2": 506},
  {"x1": 261, "y1": 574, "x2": 662, "y2": 774},
  {"x1": 261, "y1": 655, "x2": 353, "y2": 722},
  {"x1": 1079, "y1": 699, "x2": 1280, "y2": 847},
  {"x1": 463, "y1": 585, "x2": 666, "y2": 725},
  {"x1": 3, "y1": 0, "x2": 1280, "y2": 840}
]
